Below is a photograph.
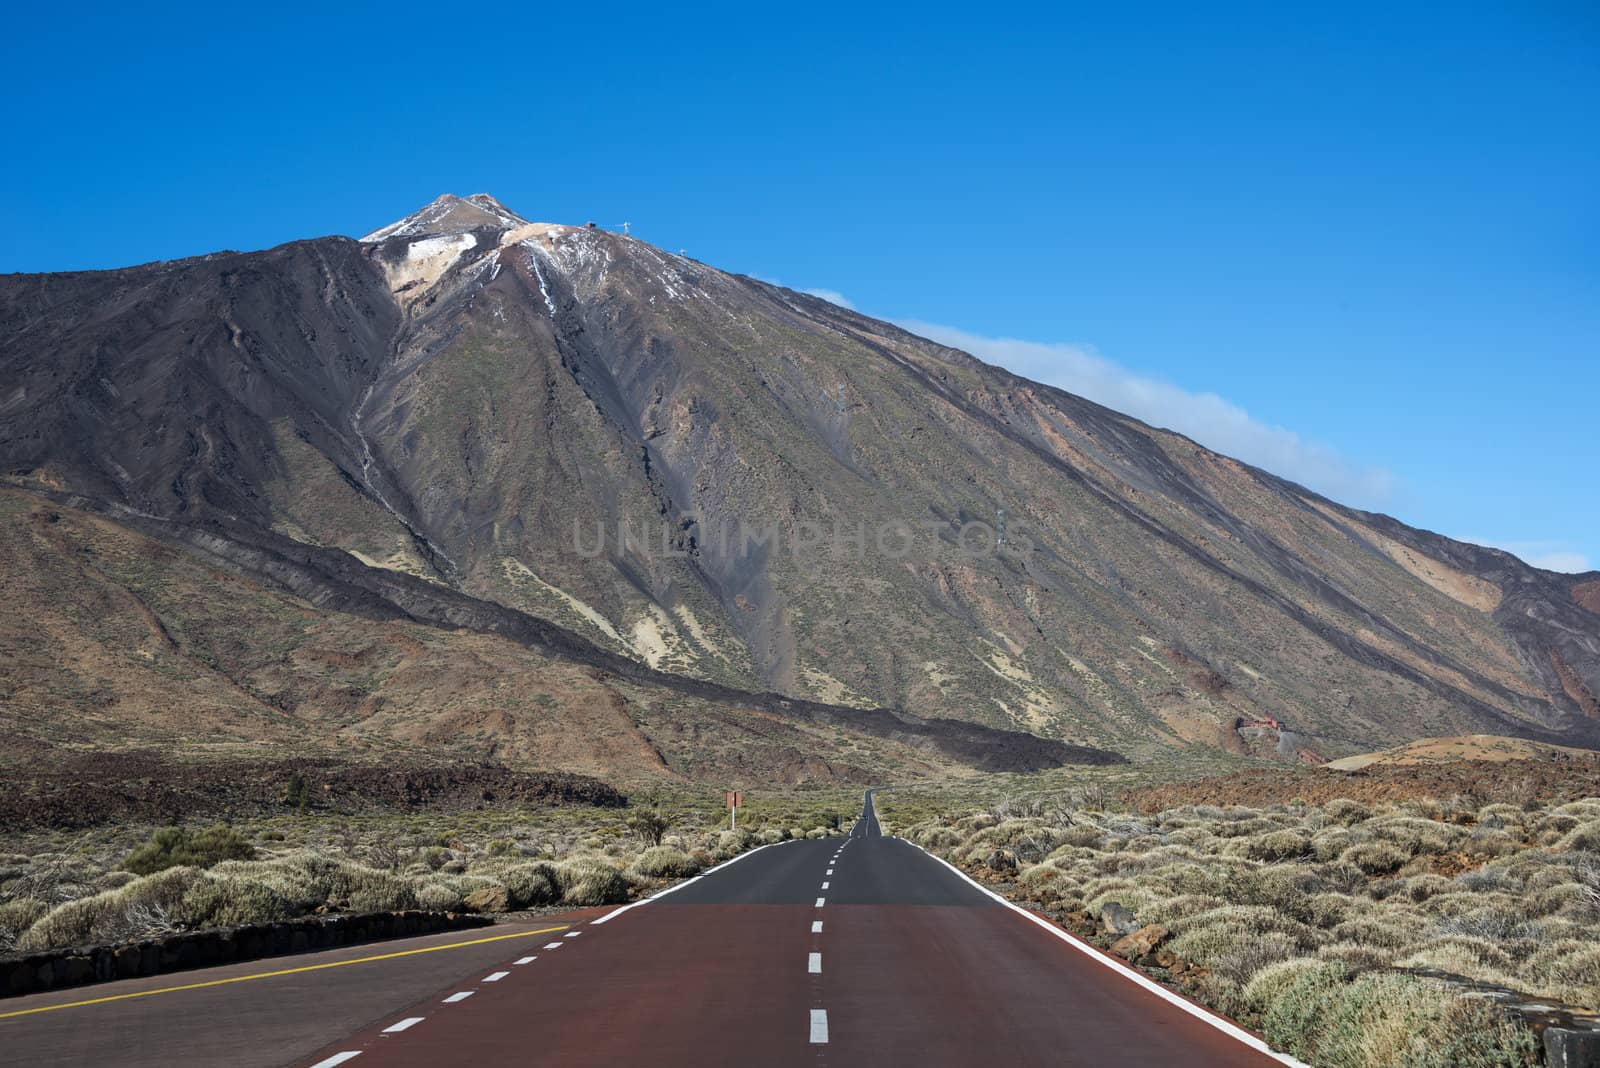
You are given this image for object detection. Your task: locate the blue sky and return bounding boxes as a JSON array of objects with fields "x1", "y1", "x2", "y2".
[{"x1": 4, "y1": 3, "x2": 1595, "y2": 570}]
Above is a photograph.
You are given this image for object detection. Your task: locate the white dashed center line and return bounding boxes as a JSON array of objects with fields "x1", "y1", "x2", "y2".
[
  {"x1": 812, "y1": 920, "x2": 824, "y2": 933},
  {"x1": 483, "y1": 971, "x2": 510, "y2": 982},
  {"x1": 443, "y1": 991, "x2": 474, "y2": 1003},
  {"x1": 826, "y1": 868, "x2": 834, "y2": 875},
  {"x1": 311, "y1": 1053, "x2": 363, "y2": 1067},
  {"x1": 514, "y1": 956, "x2": 536, "y2": 965},
  {"x1": 544, "y1": 942, "x2": 564, "y2": 949},
  {"x1": 382, "y1": 1018, "x2": 424, "y2": 1034},
  {"x1": 808, "y1": 952, "x2": 822, "y2": 974},
  {"x1": 815, "y1": 897, "x2": 826, "y2": 908},
  {"x1": 821, "y1": 881, "x2": 830, "y2": 890},
  {"x1": 810, "y1": 1009, "x2": 829, "y2": 1043},
  {"x1": 564, "y1": 931, "x2": 581, "y2": 938}
]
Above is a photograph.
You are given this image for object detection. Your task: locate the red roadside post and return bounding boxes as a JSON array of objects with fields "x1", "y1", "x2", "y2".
[{"x1": 727, "y1": 790, "x2": 743, "y2": 830}]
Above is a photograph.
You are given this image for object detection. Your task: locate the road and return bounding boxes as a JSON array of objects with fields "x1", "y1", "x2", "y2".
[{"x1": 1, "y1": 792, "x2": 1296, "y2": 1066}]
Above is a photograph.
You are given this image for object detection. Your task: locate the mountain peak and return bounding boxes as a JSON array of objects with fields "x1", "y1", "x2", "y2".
[{"x1": 362, "y1": 193, "x2": 530, "y2": 243}]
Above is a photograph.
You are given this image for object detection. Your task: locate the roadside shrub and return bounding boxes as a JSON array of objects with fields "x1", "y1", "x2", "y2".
[
  {"x1": 716, "y1": 830, "x2": 755, "y2": 859},
  {"x1": 1243, "y1": 956, "x2": 1327, "y2": 1013},
  {"x1": 178, "y1": 876, "x2": 293, "y2": 928},
  {"x1": 627, "y1": 807, "x2": 671, "y2": 847},
  {"x1": 1212, "y1": 931, "x2": 1299, "y2": 984},
  {"x1": 0, "y1": 897, "x2": 48, "y2": 950},
  {"x1": 498, "y1": 862, "x2": 560, "y2": 908},
  {"x1": 17, "y1": 894, "x2": 119, "y2": 951},
  {"x1": 1140, "y1": 893, "x2": 1226, "y2": 925},
  {"x1": 1397, "y1": 937, "x2": 1518, "y2": 986},
  {"x1": 1308, "y1": 973, "x2": 1537, "y2": 1068},
  {"x1": 1531, "y1": 943, "x2": 1600, "y2": 1008},
  {"x1": 1169, "y1": 906, "x2": 1322, "y2": 968},
  {"x1": 630, "y1": 847, "x2": 702, "y2": 880},
  {"x1": 555, "y1": 857, "x2": 630, "y2": 906},
  {"x1": 1316, "y1": 941, "x2": 1395, "y2": 973},
  {"x1": 1261, "y1": 960, "x2": 1350, "y2": 1054},
  {"x1": 125, "y1": 825, "x2": 255, "y2": 875},
  {"x1": 345, "y1": 871, "x2": 418, "y2": 913},
  {"x1": 16, "y1": 866, "x2": 204, "y2": 951},
  {"x1": 415, "y1": 881, "x2": 466, "y2": 911}
]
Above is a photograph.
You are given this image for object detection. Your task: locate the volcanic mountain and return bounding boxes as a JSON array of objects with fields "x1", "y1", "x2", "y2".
[{"x1": 2, "y1": 193, "x2": 1597, "y2": 780}]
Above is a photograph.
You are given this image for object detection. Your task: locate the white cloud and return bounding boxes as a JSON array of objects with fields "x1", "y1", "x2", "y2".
[
  {"x1": 895, "y1": 319, "x2": 1400, "y2": 509},
  {"x1": 1458, "y1": 538, "x2": 1591, "y2": 574},
  {"x1": 801, "y1": 288, "x2": 855, "y2": 309}
]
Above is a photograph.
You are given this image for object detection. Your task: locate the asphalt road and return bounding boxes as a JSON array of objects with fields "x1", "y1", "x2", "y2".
[{"x1": 1, "y1": 792, "x2": 1294, "y2": 1066}]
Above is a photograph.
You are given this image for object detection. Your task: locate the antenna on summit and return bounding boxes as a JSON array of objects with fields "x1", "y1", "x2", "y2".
[{"x1": 616, "y1": 222, "x2": 632, "y2": 236}]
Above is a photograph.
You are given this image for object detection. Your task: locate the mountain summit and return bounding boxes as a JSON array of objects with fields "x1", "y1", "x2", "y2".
[
  {"x1": 1, "y1": 197, "x2": 1596, "y2": 779},
  {"x1": 362, "y1": 192, "x2": 531, "y2": 242}
]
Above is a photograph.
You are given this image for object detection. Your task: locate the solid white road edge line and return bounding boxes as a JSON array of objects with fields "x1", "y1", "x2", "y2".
[
  {"x1": 484, "y1": 971, "x2": 510, "y2": 982},
  {"x1": 914, "y1": 845, "x2": 1311, "y2": 1068},
  {"x1": 591, "y1": 841, "x2": 786, "y2": 925},
  {"x1": 310, "y1": 1053, "x2": 362, "y2": 1067},
  {"x1": 808, "y1": 952, "x2": 822, "y2": 974},
  {"x1": 810, "y1": 1008, "x2": 829, "y2": 1043},
  {"x1": 442, "y1": 991, "x2": 474, "y2": 1003},
  {"x1": 382, "y1": 1018, "x2": 425, "y2": 1033}
]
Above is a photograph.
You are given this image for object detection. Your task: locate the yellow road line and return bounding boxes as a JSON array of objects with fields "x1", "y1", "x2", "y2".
[{"x1": 0, "y1": 924, "x2": 570, "y2": 1021}]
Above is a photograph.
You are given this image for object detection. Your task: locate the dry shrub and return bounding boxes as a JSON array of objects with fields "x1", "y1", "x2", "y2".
[
  {"x1": 1304, "y1": 892, "x2": 1357, "y2": 928},
  {"x1": 1316, "y1": 941, "x2": 1395, "y2": 972},
  {"x1": 1270, "y1": 970, "x2": 1537, "y2": 1067},
  {"x1": 177, "y1": 876, "x2": 293, "y2": 928},
  {"x1": 1325, "y1": 799, "x2": 1372, "y2": 826},
  {"x1": 630, "y1": 847, "x2": 702, "y2": 879},
  {"x1": 1557, "y1": 820, "x2": 1600, "y2": 852},
  {"x1": 16, "y1": 866, "x2": 204, "y2": 951},
  {"x1": 0, "y1": 897, "x2": 48, "y2": 951},
  {"x1": 1243, "y1": 956, "x2": 1328, "y2": 1012},
  {"x1": 555, "y1": 857, "x2": 631, "y2": 906},
  {"x1": 1212, "y1": 931, "x2": 1300, "y2": 984},
  {"x1": 496, "y1": 862, "x2": 561, "y2": 907},
  {"x1": 1397, "y1": 938, "x2": 1519, "y2": 987},
  {"x1": 1341, "y1": 841, "x2": 1410, "y2": 875},
  {"x1": 1331, "y1": 915, "x2": 1416, "y2": 950},
  {"x1": 415, "y1": 881, "x2": 466, "y2": 911},
  {"x1": 1237, "y1": 829, "x2": 1312, "y2": 862}
]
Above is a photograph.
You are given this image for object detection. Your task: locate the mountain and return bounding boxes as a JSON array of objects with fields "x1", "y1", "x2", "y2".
[{"x1": 2, "y1": 193, "x2": 1597, "y2": 779}]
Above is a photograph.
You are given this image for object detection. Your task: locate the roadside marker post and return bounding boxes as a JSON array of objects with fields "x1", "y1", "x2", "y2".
[{"x1": 726, "y1": 790, "x2": 743, "y2": 830}]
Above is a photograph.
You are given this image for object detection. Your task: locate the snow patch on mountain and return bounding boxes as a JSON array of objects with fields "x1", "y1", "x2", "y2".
[{"x1": 377, "y1": 232, "x2": 479, "y2": 305}]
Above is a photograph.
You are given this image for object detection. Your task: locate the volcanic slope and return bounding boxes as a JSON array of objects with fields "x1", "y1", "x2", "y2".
[{"x1": 2, "y1": 193, "x2": 1597, "y2": 764}]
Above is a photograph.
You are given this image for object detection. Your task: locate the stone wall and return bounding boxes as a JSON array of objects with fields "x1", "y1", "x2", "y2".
[{"x1": 1, "y1": 909, "x2": 492, "y2": 998}]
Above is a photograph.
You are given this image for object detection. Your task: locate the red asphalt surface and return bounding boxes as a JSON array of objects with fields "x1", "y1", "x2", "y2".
[{"x1": 2, "y1": 793, "x2": 1292, "y2": 1067}]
